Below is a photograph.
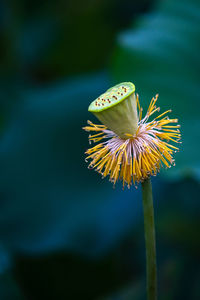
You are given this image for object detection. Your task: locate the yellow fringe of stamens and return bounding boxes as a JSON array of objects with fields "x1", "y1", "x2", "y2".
[{"x1": 84, "y1": 95, "x2": 181, "y2": 188}]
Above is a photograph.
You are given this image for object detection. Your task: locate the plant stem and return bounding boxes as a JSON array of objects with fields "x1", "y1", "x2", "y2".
[{"x1": 141, "y1": 178, "x2": 157, "y2": 300}]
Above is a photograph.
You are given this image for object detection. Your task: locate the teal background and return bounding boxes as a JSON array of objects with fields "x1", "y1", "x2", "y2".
[{"x1": 0, "y1": 0, "x2": 200, "y2": 299}]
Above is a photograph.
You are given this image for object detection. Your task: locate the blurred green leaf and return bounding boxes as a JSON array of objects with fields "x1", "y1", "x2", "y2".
[
  {"x1": 0, "y1": 245, "x2": 24, "y2": 300},
  {"x1": 98, "y1": 279, "x2": 146, "y2": 300},
  {"x1": 0, "y1": 272, "x2": 24, "y2": 300},
  {"x1": 157, "y1": 178, "x2": 200, "y2": 255},
  {"x1": 14, "y1": 247, "x2": 140, "y2": 300},
  {"x1": 0, "y1": 72, "x2": 142, "y2": 255},
  {"x1": 111, "y1": 0, "x2": 200, "y2": 179}
]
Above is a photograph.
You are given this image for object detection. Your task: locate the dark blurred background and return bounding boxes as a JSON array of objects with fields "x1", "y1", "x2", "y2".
[{"x1": 0, "y1": 0, "x2": 200, "y2": 299}]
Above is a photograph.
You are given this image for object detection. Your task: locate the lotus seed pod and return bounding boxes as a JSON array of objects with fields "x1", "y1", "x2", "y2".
[{"x1": 88, "y1": 82, "x2": 138, "y2": 139}]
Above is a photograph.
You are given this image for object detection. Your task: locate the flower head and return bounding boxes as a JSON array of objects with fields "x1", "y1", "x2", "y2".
[{"x1": 83, "y1": 82, "x2": 181, "y2": 188}]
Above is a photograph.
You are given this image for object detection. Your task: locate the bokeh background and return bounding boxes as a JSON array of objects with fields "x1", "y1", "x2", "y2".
[{"x1": 0, "y1": 0, "x2": 200, "y2": 299}]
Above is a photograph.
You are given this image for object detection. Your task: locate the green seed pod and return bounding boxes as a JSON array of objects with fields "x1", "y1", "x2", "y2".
[{"x1": 88, "y1": 82, "x2": 138, "y2": 139}]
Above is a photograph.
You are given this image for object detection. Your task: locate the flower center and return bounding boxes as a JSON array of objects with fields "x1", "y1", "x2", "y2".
[
  {"x1": 88, "y1": 82, "x2": 139, "y2": 139},
  {"x1": 88, "y1": 82, "x2": 135, "y2": 112}
]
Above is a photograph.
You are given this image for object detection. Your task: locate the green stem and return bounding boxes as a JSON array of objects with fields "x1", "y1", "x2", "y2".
[{"x1": 141, "y1": 178, "x2": 157, "y2": 300}]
